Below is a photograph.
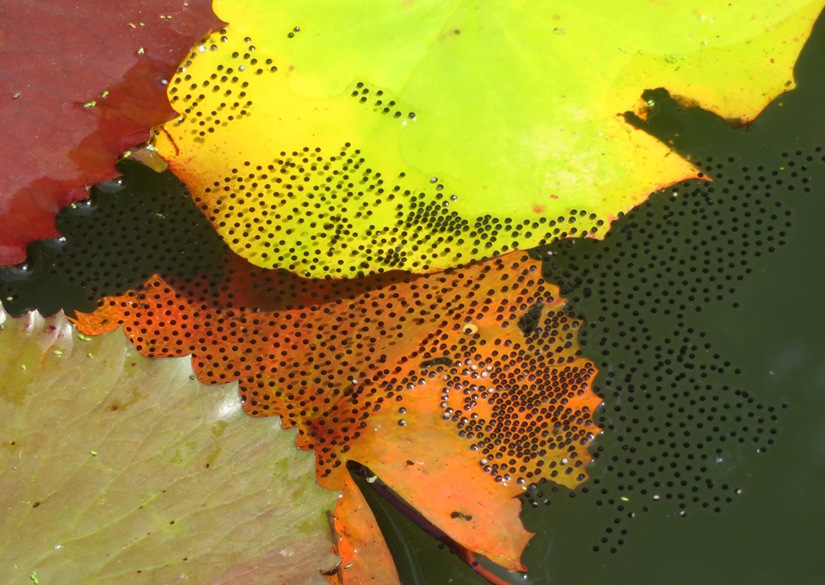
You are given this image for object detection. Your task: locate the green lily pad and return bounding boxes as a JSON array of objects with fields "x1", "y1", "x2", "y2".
[{"x1": 0, "y1": 306, "x2": 338, "y2": 584}]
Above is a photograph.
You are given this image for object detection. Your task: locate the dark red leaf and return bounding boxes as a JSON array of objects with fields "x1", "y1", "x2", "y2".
[{"x1": 0, "y1": 1, "x2": 222, "y2": 265}]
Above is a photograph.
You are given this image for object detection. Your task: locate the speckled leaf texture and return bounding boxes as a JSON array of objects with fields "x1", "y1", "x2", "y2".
[
  {"x1": 72, "y1": 249, "x2": 600, "y2": 584},
  {"x1": 0, "y1": 305, "x2": 338, "y2": 585},
  {"x1": 0, "y1": 1, "x2": 221, "y2": 266},
  {"x1": 156, "y1": 0, "x2": 822, "y2": 277}
]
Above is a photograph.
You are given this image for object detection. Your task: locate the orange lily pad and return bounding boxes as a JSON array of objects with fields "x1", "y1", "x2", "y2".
[
  {"x1": 326, "y1": 473, "x2": 400, "y2": 585},
  {"x1": 73, "y1": 249, "x2": 600, "y2": 582}
]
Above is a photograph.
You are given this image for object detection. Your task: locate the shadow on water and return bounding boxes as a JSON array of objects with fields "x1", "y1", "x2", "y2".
[
  {"x1": 523, "y1": 7, "x2": 825, "y2": 585},
  {"x1": 0, "y1": 160, "x2": 225, "y2": 317}
]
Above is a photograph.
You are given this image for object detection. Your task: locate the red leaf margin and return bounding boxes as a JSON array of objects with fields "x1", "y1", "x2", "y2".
[{"x1": 0, "y1": 1, "x2": 223, "y2": 265}]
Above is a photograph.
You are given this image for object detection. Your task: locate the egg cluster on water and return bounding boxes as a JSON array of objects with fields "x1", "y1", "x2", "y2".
[
  {"x1": 161, "y1": 30, "x2": 604, "y2": 277},
  {"x1": 74, "y1": 251, "x2": 600, "y2": 489}
]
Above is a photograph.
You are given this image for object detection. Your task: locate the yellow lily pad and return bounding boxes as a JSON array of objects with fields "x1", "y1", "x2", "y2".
[{"x1": 157, "y1": 0, "x2": 822, "y2": 276}]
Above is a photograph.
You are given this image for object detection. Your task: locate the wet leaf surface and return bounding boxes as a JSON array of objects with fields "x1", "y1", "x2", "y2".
[
  {"x1": 326, "y1": 473, "x2": 401, "y2": 585},
  {"x1": 0, "y1": 1, "x2": 221, "y2": 266},
  {"x1": 155, "y1": 0, "x2": 820, "y2": 276},
  {"x1": 0, "y1": 306, "x2": 337, "y2": 584}
]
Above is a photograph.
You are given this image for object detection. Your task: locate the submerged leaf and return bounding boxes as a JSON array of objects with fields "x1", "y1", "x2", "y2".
[
  {"x1": 156, "y1": 0, "x2": 821, "y2": 276},
  {"x1": 0, "y1": 1, "x2": 221, "y2": 266},
  {"x1": 0, "y1": 306, "x2": 337, "y2": 584},
  {"x1": 73, "y1": 250, "x2": 600, "y2": 580}
]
